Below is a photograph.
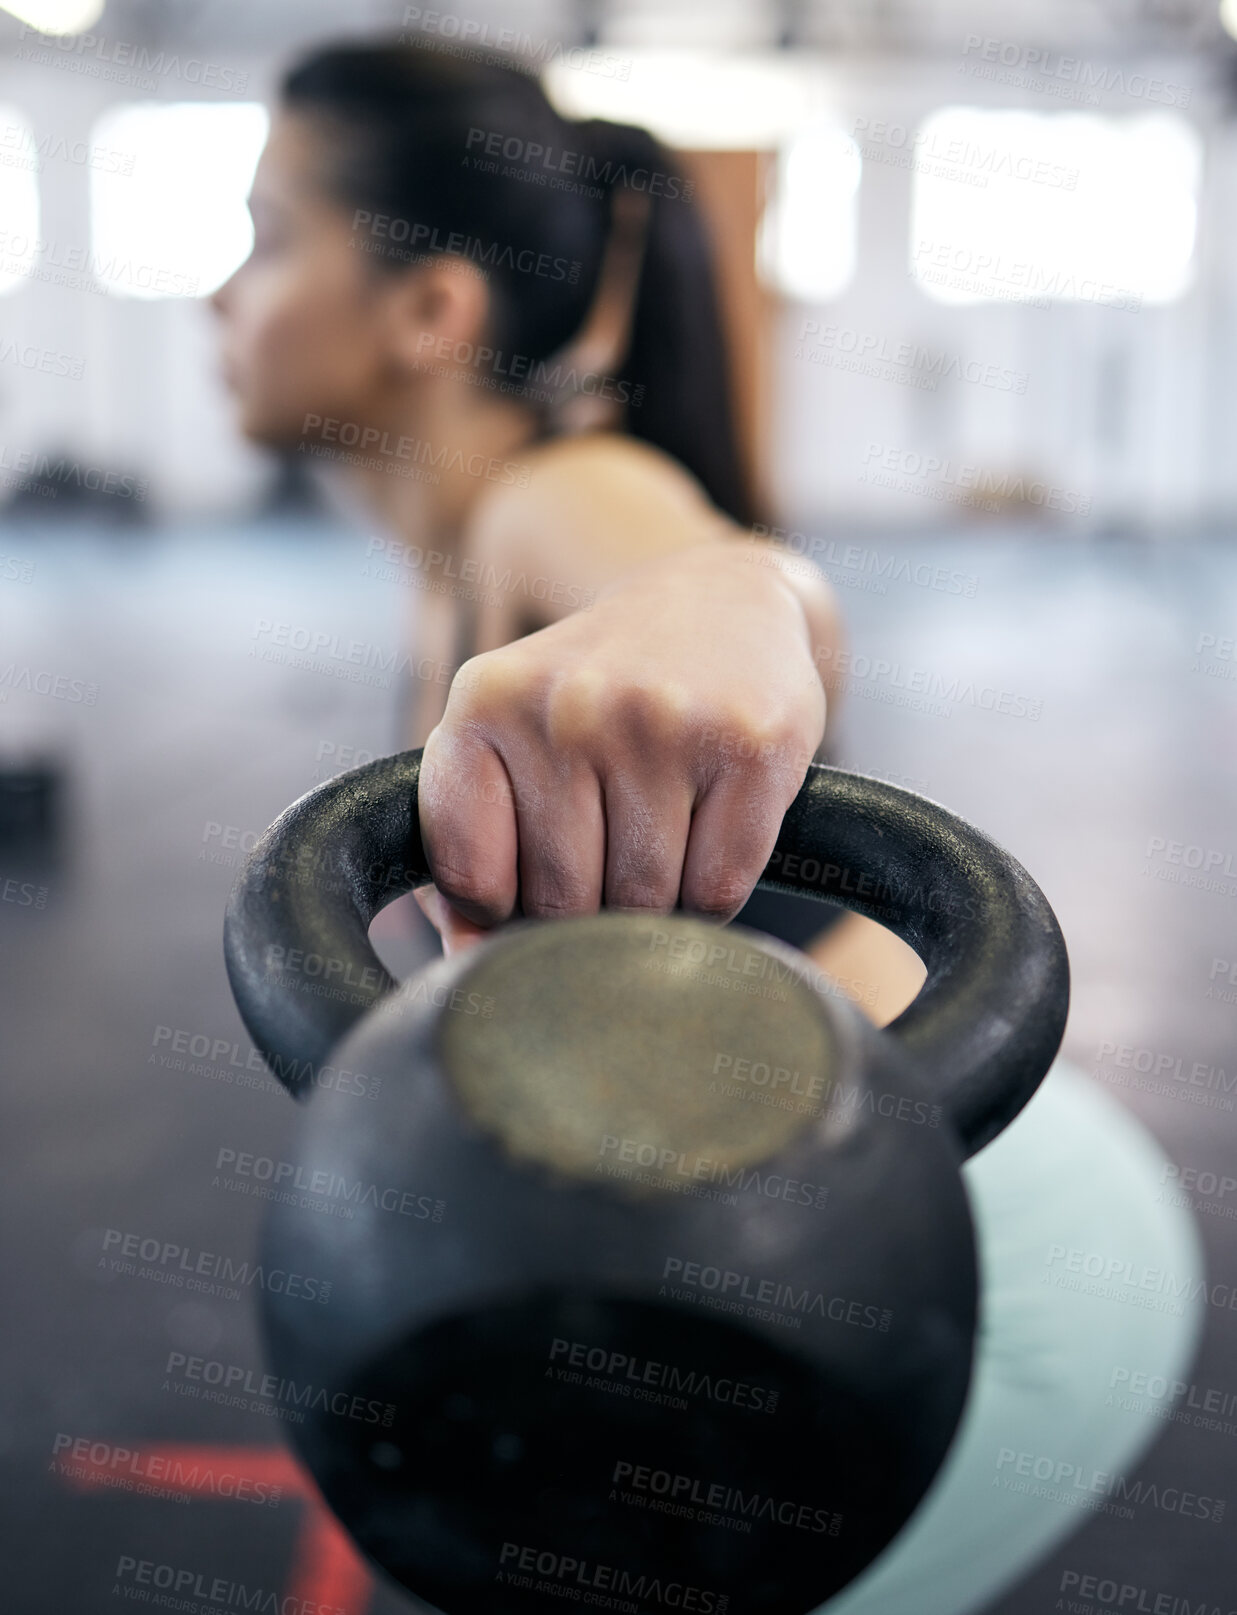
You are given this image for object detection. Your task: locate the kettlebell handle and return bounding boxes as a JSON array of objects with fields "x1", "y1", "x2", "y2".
[{"x1": 223, "y1": 751, "x2": 1068, "y2": 1157}]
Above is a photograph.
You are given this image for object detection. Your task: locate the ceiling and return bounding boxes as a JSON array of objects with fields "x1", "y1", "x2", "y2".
[{"x1": 0, "y1": 0, "x2": 1232, "y2": 57}]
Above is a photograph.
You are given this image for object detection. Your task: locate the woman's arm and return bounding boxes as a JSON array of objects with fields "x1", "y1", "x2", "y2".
[
  {"x1": 414, "y1": 431, "x2": 924, "y2": 1028},
  {"x1": 465, "y1": 433, "x2": 847, "y2": 745},
  {"x1": 416, "y1": 434, "x2": 835, "y2": 923}
]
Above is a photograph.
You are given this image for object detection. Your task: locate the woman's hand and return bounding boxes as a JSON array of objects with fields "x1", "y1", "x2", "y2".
[
  {"x1": 410, "y1": 883, "x2": 492, "y2": 958},
  {"x1": 413, "y1": 539, "x2": 832, "y2": 948}
]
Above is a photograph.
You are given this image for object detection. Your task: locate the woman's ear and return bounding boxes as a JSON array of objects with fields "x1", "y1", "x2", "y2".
[{"x1": 383, "y1": 256, "x2": 493, "y2": 377}]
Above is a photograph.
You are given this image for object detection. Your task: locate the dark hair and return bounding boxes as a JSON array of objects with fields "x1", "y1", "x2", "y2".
[{"x1": 282, "y1": 41, "x2": 758, "y2": 527}]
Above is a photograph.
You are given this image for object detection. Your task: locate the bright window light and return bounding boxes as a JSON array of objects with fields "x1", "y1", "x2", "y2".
[
  {"x1": 544, "y1": 51, "x2": 821, "y2": 149},
  {"x1": 909, "y1": 107, "x2": 1201, "y2": 308},
  {"x1": 1222, "y1": 0, "x2": 1237, "y2": 43},
  {"x1": 0, "y1": 0, "x2": 103, "y2": 33},
  {"x1": 90, "y1": 102, "x2": 268, "y2": 299},
  {"x1": 0, "y1": 107, "x2": 40, "y2": 295},
  {"x1": 758, "y1": 127, "x2": 861, "y2": 301}
]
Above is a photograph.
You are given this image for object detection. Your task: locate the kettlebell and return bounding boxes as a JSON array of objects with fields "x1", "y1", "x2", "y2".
[{"x1": 223, "y1": 751, "x2": 1068, "y2": 1615}]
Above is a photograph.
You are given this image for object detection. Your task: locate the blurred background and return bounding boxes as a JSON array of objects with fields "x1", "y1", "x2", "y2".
[{"x1": 1, "y1": 0, "x2": 1235, "y2": 1611}]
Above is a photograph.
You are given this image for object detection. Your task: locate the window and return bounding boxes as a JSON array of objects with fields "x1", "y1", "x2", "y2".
[
  {"x1": 909, "y1": 107, "x2": 1201, "y2": 308},
  {"x1": 758, "y1": 125, "x2": 861, "y2": 301},
  {"x1": 0, "y1": 108, "x2": 41, "y2": 295},
  {"x1": 543, "y1": 51, "x2": 819, "y2": 149},
  {"x1": 89, "y1": 101, "x2": 268, "y2": 299},
  {"x1": 0, "y1": 0, "x2": 103, "y2": 31}
]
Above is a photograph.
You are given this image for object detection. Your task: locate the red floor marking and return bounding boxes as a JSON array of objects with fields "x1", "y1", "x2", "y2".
[{"x1": 59, "y1": 1441, "x2": 375, "y2": 1612}]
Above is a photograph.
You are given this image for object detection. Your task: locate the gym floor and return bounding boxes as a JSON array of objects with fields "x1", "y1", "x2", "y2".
[{"x1": 0, "y1": 517, "x2": 1233, "y2": 1611}]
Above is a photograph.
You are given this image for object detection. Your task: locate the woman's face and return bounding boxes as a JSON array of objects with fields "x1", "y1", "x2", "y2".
[{"x1": 212, "y1": 111, "x2": 408, "y2": 449}]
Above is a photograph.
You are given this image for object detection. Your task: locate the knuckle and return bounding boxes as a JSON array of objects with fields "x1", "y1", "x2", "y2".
[
  {"x1": 546, "y1": 674, "x2": 698, "y2": 758},
  {"x1": 608, "y1": 864, "x2": 680, "y2": 912},
  {"x1": 447, "y1": 650, "x2": 522, "y2": 718},
  {"x1": 688, "y1": 867, "x2": 755, "y2": 920},
  {"x1": 428, "y1": 854, "x2": 506, "y2": 915},
  {"x1": 708, "y1": 705, "x2": 811, "y2": 775},
  {"x1": 520, "y1": 884, "x2": 596, "y2": 921},
  {"x1": 609, "y1": 885, "x2": 678, "y2": 915},
  {"x1": 544, "y1": 665, "x2": 611, "y2": 749},
  {"x1": 617, "y1": 679, "x2": 695, "y2": 750},
  {"x1": 606, "y1": 821, "x2": 679, "y2": 913}
]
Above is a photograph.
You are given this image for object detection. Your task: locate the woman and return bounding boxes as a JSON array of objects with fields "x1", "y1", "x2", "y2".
[
  {"x1": 211, "y1": 38, "x2": 1207, "y2": 1615},
  {"x1": 211, "y1": 37, "x2": 924, "y2": 1020}
]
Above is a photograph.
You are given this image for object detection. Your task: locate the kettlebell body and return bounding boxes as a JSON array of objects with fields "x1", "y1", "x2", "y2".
[{"x1": 225, "y1": 753, "x2": 1068, "y2": 1615}]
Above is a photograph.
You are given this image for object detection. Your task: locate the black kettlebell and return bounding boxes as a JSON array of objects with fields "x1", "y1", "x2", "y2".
[{"x1": 223, "y1": 751, "x2": 1068, "y2": 1615}]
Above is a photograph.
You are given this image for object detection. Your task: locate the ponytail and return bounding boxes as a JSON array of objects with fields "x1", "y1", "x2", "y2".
[{"x1": 569, "y1": 117, "x2": 758, "y2": 527}]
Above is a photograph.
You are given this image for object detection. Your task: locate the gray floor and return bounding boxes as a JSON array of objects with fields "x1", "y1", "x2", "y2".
[{"x1": 0, "y1": 517, "x2": 1233, "y2": 1611}]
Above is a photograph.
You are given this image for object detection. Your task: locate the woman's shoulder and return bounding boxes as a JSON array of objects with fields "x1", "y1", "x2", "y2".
[
  {"x1": 456, "y1": 429, "x2": 732, "y2": 646},
  {"x1": 468, "y1": 430, "x2": 716, "y2": 548},
  {"x1": 519, "y1": 429, "x2": 703, "y2": 488}
]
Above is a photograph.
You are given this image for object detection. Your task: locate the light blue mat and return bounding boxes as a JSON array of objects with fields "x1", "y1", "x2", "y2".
[{"x1": 820, "y1": 1059, "x2": 1207, "y2": 1615}]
